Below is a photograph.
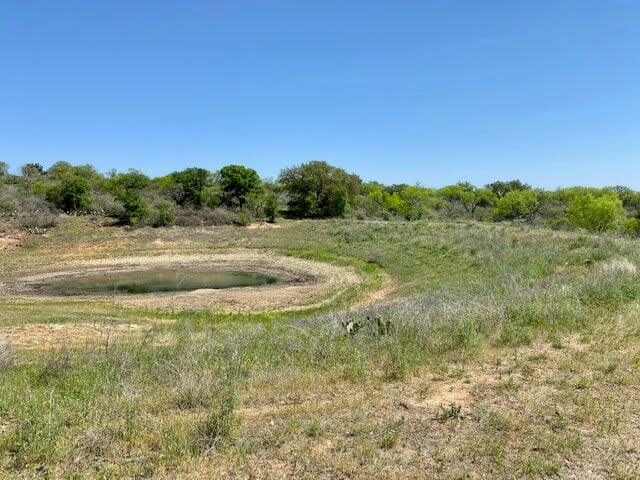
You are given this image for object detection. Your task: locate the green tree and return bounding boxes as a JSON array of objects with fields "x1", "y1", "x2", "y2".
[
  {"x1": 107, "y1": 170, "x2": 151, "y2": 225},
  {"x1": 168, "y1": 167, "x2": 212, "y2": 208},
  {"x1": 359, "y1": 183, "x2": 390, "y2": 218},
  {"x1": 567, "y1": 193, "x2": 626, "y2": 232},
  {"x1": 610, "y1": 186, "x2": 640, "y2": 218},
  {"x1": 20, "y1": 163, "x2": 45, "y2": 178},
  {"x1": 493, "y1": 189, "x2": 544, "y2": 221},
  {"x1": 278, "y1": 161, "x2": 360, "y2": 218},
  {"x1": 439, "y1": 182, "x2": 496, "y2": 217},
  {"x1": 398, "y1": 185, "x2": 435, "y2": 220},
  {"x1": 218, "y1": 165, "x2": 261, "y2": 210},
  {"x1": 486, "y1": 179, "x2": 531, "y2": 198}
]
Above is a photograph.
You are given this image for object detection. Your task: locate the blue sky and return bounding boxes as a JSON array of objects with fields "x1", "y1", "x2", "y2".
[{"x1": 1, "y1": 1, "x2": 639, "y2": 188}]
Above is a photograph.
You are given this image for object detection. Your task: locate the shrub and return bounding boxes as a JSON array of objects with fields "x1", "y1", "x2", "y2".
[
  {"x1": 567, "y1": 193, "x2": 626, "y2": 232},
  {"x1": 264, "y1": 193, "x2": 278, "y2": 223},
  {"x1": 106, "y1": 170, "x2": 151, "y2": 225},
  {"x1": 149, "y1": 200, "x2": 177, "y2": 227},
  {"x1": 623, "y1": 217, "x2": 640, "y2": 237},
  {"x1": 120, "y1": 195, "x2": 149, "y2": 225},
  {"x1": 494, "y1": 189, "x2": 543, "y2": 221},
  {"x1": 19, "y1": 212, "x2": 58, "y2": 233},
  {"x1": 173, "y1": 207, "x2": 237, "y2": 227},
  {"x1": 89, "y1": 192, "x2": 124, "y2": 217},
  {"x1": 232, "y1": 211, "x2": 253, "y2": 226},
  {"x1": 45, "y1": 175, "x2": 92, "y2": 212}
]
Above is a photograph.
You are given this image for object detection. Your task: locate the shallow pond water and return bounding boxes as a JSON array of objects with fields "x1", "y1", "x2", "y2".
[{"x1": 47, "y1": 269, "x2": 279, "y2": 295}]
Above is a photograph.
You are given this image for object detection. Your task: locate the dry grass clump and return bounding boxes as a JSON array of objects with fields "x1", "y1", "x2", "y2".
[
  {"x1": 0, "y1": 342, "x2": 15, "y2": 367},
  {"x1": 595, "y1": 257, "x2": 638, "y2": 276}
]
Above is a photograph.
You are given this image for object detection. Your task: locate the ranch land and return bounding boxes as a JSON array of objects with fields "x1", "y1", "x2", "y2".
[{"x1": 1, "y1": 216, "x2": 640, "y2": 478}]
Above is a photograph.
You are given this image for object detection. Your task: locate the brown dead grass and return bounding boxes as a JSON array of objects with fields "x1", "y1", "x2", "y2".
[
  {"x1": 0, "y1": 322, "x2": 148, "y2": 349},
  {"x1": 246, "y1": 222, "x2": 282, "y2": 230}
]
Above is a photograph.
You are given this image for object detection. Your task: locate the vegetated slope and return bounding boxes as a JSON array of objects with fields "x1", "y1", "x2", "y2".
[{"x1": 0, "y1": 217, "x2": 639, "y2": 478}]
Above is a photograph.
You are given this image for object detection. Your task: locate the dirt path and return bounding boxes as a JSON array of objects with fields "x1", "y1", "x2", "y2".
[{"x1": 351, "y1": 272, "x2": 395, "y2": 309}]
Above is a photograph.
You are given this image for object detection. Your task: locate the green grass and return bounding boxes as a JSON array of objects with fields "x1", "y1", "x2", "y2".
[{"x1": 1, "y1": 217, "x2": 640, "y2": 477}]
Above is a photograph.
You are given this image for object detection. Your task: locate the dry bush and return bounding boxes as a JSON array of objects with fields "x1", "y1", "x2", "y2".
[
  {"x1": 173, "y1": 207, "x2": 240, "y2": 227},
  {"x1": 596, "y1": 257, "x2": 637, "y2": 276},
  {"x1": 19, "y1": 211, "x2": 58, "y2": 233}
]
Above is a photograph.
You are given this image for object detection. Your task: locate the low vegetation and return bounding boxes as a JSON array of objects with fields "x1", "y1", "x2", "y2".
[{"x1": 1, "y1": 217, "x2": 639, "y2": 477}]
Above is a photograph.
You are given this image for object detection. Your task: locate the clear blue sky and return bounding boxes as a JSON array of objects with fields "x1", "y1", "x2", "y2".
[{"x1": 1, "y1": 1, "x2": 639, "y2": 188}]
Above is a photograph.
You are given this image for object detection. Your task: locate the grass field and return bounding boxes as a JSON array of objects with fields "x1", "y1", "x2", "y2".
[{"x1": 1, "y1": 217, "x2": 640, "y2": 478}]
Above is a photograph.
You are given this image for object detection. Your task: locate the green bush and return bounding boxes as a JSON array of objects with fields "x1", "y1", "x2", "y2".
[
  {"x1": 493, "y1": 189, "x2": 542, "y2": 221},
  {"x1": 264, "y1": 193, "x2": 278, "y2": 223},
  {"x1": 623, "y1": 217, "x2": 640, "y2": 237},
  {"x1": 567, "y1": 193, "x2": 626, "y2": 232},
  {"x1": 45, "y1": 174, "x2": 92, "y2": 212},
  {"x1": 233, "y1": 211, "x2": 253, "y2": 226},
  {"x1": 149, "y1": 200, "x2": 177, "y2": 227}
]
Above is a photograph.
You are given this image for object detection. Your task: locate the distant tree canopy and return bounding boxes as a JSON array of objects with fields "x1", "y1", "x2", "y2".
[
  {"x1": 486, "y1": 179, "x2": 531, "y2": 198},
  {"x1": 219, "y1": 165, "x2": 261, "y2": 209},
  {"x1": 278, "y1": 161, "x2": 361, "y2": 218},
  {"x1": 21, "y1": 163, "x2": 45, "y2": 178},
  {"x1": 439, "y1": 182, "x2": 496, "y2": 217},
  {"x1": 2, "y1": 159, "x2": 640, "y2": 236},
  {"x1": 167, "y1": 167, "x2": 212, "y2": 208}
]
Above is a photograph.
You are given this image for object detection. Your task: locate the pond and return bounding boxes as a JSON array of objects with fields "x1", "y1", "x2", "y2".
[{"x1": 47, "y1": 269, "x2": 279, "y2": 295}]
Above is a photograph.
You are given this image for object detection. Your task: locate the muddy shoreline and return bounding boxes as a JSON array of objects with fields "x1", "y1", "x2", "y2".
[{"x1": 0, "y1": 252, "x2": 362, "y2": 313}]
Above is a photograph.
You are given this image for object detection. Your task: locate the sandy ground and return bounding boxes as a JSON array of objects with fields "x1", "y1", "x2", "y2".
[{"x1": 0, "y1": 251, "x2": 363, "y2": 313}]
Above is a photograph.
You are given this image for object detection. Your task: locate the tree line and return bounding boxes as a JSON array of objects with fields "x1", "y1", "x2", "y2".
[{"x1": 1, "y1": 160, "x2": 639, "y2": 235}]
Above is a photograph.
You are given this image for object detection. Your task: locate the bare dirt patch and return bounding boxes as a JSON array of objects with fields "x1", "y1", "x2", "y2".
[
  {"x1": 0, "y1": 322, "x2": 148, "y2": 349},
  {"x1": 0, "y1": 251, "x2": 363, "y2": 313},
  {"x1": 0, "y1": 234, "x2": 23, "y2": 252}
]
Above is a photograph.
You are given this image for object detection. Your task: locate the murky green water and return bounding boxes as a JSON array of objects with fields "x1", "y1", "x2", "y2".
[{"x1": 48, "y1": 269, "x2": 279, "y2": 295}]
